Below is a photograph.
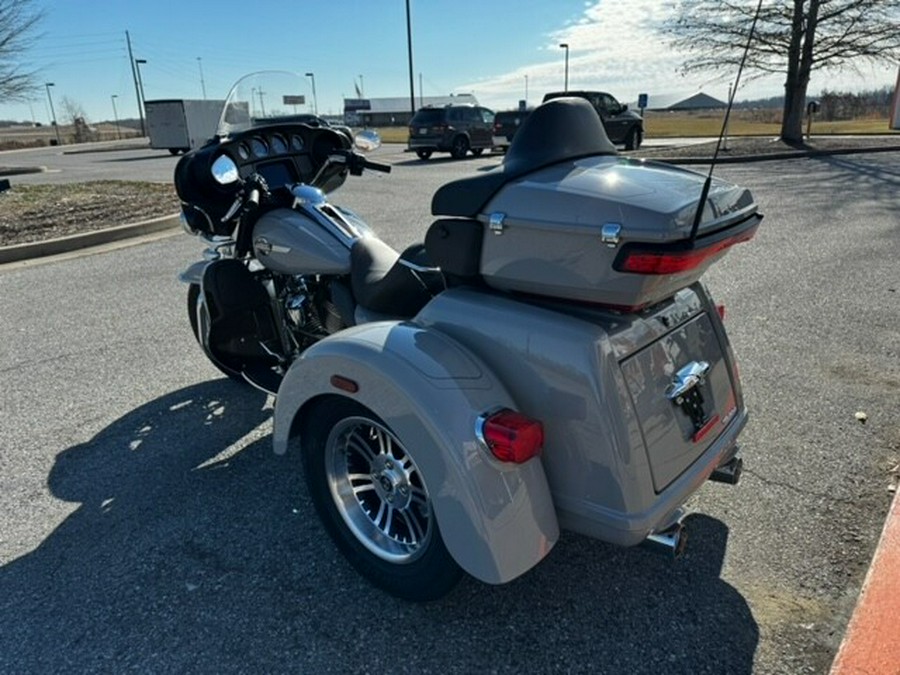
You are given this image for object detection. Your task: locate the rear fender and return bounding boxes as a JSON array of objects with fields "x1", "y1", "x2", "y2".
[{"x1": 273, "y1": 321, "x2": 559, "y2": 585}]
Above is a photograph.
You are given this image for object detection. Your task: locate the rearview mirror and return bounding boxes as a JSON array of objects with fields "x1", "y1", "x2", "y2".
[{"x1": 354, "y1": 129, "x2": 381, "y2": 153}]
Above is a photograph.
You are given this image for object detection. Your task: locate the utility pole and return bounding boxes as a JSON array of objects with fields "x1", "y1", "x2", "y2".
[
  {"x1": 305, "y1": 72, "x2": 318, "y2": 115},
  {"x1": 560, "y1": 43, "x2": 570, "y2": 92},
  {"x1": 197, "y1": 57, "x2": 207, "y2": 99},
  {"x1": 406, "y1": 0, "x2": 415, "y2": 116},
  {"x1": 135, "y1": 59, "x2": 148, "y2": 124},
  {"x1": 126, "y1": 31, "x2": 145, "y2": 136}
]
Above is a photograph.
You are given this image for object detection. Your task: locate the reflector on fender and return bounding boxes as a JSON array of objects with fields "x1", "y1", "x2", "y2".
[{"x1": 476, "y1": 409, "x2": 544, "y2": 463}]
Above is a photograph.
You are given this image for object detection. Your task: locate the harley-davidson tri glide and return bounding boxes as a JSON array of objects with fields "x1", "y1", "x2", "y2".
[{"x1": 175, "y1": 71, "x2": 760, "y2": 600}]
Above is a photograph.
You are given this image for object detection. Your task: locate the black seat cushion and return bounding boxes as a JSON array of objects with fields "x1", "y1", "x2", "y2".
[{"x1": 431, "y1": 97, "x2": 617, "y2": 218}]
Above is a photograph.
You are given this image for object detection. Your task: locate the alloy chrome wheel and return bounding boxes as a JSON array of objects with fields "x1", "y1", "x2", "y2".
[
  {"x1": 325, "y1": 416, "x2": 433, "y2": 563},
  {"x1": 301, "y1": 398, "x2": 463, "y2": 600}
]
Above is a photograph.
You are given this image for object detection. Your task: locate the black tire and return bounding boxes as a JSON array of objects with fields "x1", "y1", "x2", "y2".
[
  {"x1": 301, "y1": 397, "x2": 463, "y2": 601},
  {"x1": 624, "y1": 126, "x2": 642, "y2": 151},
  {"x1": 415, "y1": 149, "x2": 432, "y2": 160},
  {"x1": 450, "y1": 135, "x2": 469, "y2": 159},
  {"x1": 186, "y1": 283, "x2": 246, "y2": 383},
  {"x1": 471, "y1": 147, "x2": 484, "y2": 157}
]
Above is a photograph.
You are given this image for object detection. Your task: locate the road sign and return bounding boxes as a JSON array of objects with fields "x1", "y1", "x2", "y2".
[{"x1": 283, "y1": 95, "x2": 306, "y2": 106}]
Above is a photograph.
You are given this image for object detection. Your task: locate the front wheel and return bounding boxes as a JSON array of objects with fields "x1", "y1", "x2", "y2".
[
  {"x1": 624, "y1": 126, "x2": 642, "y2": 151},
  {"x1": 301, "y1": 398, "x2": 463, "y2": 601},
  {"x1": 186, "y1": 284, "x2": 246, "y2": 383},
  {"x1": 415, "y1": 149, "x2": 432, "y2": 160}
]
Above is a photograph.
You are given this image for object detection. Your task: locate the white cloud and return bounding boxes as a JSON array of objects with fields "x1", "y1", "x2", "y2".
[{"x1": 460, "y1": 0, "x2": 898, "y2": 111}]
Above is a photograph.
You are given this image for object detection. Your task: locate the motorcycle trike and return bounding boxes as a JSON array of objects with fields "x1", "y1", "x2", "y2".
[{"x1": 175, "y1": 72, "x2": 760, "y2": 600}]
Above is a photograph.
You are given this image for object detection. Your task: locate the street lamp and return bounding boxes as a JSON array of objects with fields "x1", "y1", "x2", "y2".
[
  {"x1": 559, "y1": 43, "x2": 569, "y2": 92},
  {"x1": 305, "y1": 72, "x2": 318, "y2": 115},
  {"x1": 111, "y1": 94, "x2": 121, "y2": 140},
  {"x1": 524, "y1": 74, "x2": 528, "y2": 107},
  {"x1": 45, "y1": 82, "x2": 61, "y2": 146}
]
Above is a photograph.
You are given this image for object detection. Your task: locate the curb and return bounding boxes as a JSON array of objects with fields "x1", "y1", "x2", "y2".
[
  {"x1": 0, "y1": 213, "x2": 180, "y2": 265},
  {"x1": 830, "y1": 487, "x2": 900, "y2": 674},
  {"x1": 645, "y1": 143, "x2": 900, "y2": 165}
]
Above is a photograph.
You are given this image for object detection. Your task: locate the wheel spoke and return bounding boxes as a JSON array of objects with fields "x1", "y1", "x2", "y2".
[
  {"x1": 382, "y1": 504, "x2": 394, "y2": 536},
  {"x1": 400, "y1": 509, "x2": 426, "y2": 544},
  {"x1": 347, "y1": 431, "x2": 378, "y2": 464}
]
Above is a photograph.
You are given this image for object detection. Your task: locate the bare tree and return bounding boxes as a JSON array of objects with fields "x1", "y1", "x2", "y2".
[
  {"x1": 663, "y1": 0, "x2": 900, "y2": 142},
  {"x1": 59, "y1": 95, "x2": 86, "y2": 125},
  {"x1": 0, "y1": 0, "x2": 43, "y2": 101}
]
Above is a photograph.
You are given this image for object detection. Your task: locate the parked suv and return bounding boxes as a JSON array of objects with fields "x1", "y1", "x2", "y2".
[
  {"x1": 542, "y1": 90, "x2": 643, "y2": 150},
  {"x1": 408, "y1": 105, "x2": 495, "y2": 159},
  {"x1": 491, "y1": 109, "x2": 532, "y2": 152}
]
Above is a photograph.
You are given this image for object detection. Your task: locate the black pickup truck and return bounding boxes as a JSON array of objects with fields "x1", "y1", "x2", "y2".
[{"x1": 542, "y1": 90, "x2": 643, "y2": 150}]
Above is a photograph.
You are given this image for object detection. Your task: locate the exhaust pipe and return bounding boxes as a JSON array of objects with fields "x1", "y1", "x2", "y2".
[
  {"x1": 642, "y1": 521, "x2": 687, "y2": 559},
  {"x1": 709, "y1": 455, "x2": 743, "y2": 485}
]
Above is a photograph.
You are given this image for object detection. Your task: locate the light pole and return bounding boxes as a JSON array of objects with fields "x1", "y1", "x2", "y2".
[
  {"x1": 45, "y1": 82, "x2": 61, "y2": 146},
  {"x1": 559, "y1": 43, "x2": 569, "y2": 92},
  {"x1": 135, "y1": 59, "x2": 147, "y2": 124},
  {"x1": 305, "y1": 72, "x2": 318, "y2": 115},
  {"x1": 111, "y1": 94, "x2": 121, "y2": 140},
  {"x1": 197, "y1": 57, "x2": 207, "y2": 99},
  {"x1": 524, "y1": 74, "x2": 528, "y2": 107}
]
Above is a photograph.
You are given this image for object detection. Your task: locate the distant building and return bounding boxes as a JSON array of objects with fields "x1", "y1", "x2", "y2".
[
  {"x1": 344, "y1": 94, "x2": 479, "y2": 126},
  {"x1": 631, "y1": 92, "x2": 728, "y2": 111},
  {"x1": 666, "y1": 93, "x2": 728, "y2": 111}
]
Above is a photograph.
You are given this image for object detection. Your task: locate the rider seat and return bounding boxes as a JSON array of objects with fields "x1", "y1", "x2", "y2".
[{"x1": 350, "y1": 238, "x2": 438, "y2": 317}]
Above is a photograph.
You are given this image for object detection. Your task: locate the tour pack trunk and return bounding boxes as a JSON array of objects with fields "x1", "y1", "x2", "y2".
[{"x1": 477, "y1": 156, "x2": 761, "y2": 310}]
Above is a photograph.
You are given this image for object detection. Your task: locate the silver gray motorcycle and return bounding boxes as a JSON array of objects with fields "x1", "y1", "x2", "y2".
[{"x1": 176, "y1": 71, "x2": 760, "y2": 601}]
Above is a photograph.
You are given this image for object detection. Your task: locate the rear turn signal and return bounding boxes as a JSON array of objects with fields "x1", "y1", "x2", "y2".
[
  {"x1": 476, "y1": 409, "x2": 544, "y2": 463},
  {"x1": 615, "y1": 224, "x2": 758, "y2": 275}
]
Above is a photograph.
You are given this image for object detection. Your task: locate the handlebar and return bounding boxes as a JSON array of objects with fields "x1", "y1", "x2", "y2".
[{"x1": 359, "y1": 156, "x2": 391, "y2": 174}]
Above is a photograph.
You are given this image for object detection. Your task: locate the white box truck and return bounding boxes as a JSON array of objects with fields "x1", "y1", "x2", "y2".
[{"x1": 144, "y1": 99, "x2": 224, "y2": 155}]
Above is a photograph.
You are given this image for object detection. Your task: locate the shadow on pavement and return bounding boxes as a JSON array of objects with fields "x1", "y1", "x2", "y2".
[{"x1": 0, "y1": 380, "x2": 758, "y2": 673}]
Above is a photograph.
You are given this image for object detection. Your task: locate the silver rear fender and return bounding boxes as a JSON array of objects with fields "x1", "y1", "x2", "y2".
[{"x1": 273, "y1": 321, "x2": 559, "y2": 585}]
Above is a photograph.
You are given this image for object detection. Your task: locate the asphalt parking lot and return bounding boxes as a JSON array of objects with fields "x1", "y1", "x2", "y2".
[{"x1": 1, "y1": 146, "x2": 898, "y2": 674}]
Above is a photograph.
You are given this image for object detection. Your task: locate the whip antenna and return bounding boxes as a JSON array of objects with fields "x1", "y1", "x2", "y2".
[{"x1": 689, "y1": 0, "x2": 765, "y2": 241}]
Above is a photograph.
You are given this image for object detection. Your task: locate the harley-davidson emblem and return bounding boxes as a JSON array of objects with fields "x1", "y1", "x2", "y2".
[{"x1": 254, "y1": 237, "x2": 290, "y2": 256}]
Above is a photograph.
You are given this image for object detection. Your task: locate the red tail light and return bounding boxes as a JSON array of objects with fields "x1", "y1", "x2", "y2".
[
  {"x1": 616, "y1": 224, "x2": 757, "y2": 275},
  {"x1": 477, "y1": 409, "x2": 544, "y2": 463},
  {"x1": 716, "y1": 303, "x2": 726, "y2": 320}
]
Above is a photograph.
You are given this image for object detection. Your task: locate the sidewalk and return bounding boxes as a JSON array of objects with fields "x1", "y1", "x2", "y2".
[{"x1": 830, "y1": 487, "x2": 900, "y2": 675}]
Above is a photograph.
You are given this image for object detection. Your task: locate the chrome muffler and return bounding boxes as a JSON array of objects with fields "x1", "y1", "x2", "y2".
[
  {"x1": 642, "y1": 521, "x2": 687, "y2": 559},
  {"x1": 709, "y1": 455, "x2": 743, "y2": 485}
]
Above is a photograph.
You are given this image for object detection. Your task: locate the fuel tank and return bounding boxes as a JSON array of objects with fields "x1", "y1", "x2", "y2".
[{"x1": 251, "y1": 207, "x2": 351, "y2": 275}]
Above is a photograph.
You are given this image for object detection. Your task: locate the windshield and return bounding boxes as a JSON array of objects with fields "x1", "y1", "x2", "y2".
[{"x1": 217, "y1": 71, "x2": 315, "y2": 137}]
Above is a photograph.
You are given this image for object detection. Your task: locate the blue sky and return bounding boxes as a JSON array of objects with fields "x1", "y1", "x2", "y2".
[{"x1": 3, "y1": 0, "x2": 897, "y2": 124}]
